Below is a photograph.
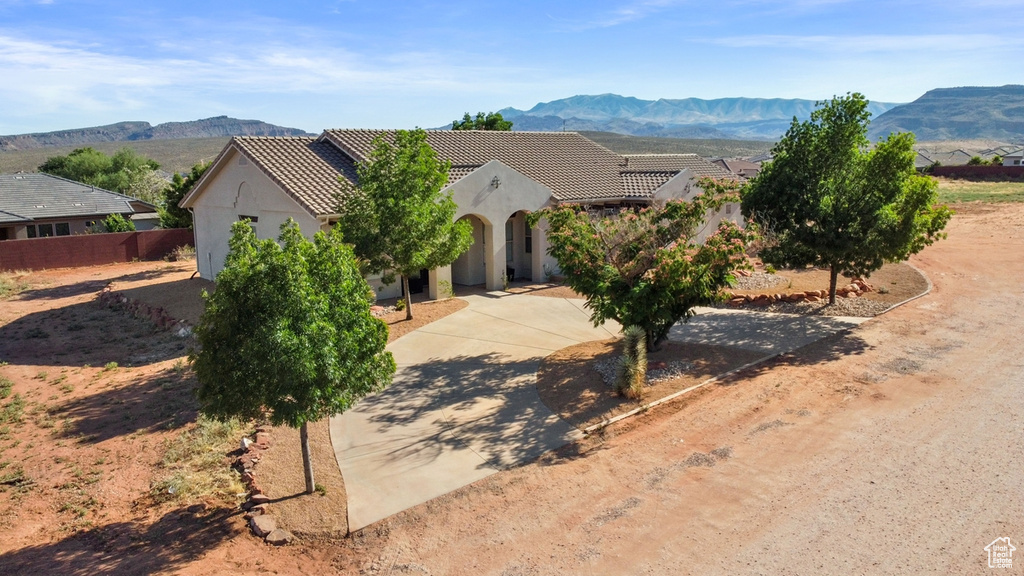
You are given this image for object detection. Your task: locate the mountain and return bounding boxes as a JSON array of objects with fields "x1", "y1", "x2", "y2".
[
  {"x1": 0, "y1": 116, "x2": 314, "y2": 151},
  {"x1": 497, "y1": 94, "x2": 902, "y2": 140},
  {"x1": 868, "y1": 85, "x2": 1024, "y2": 141}
]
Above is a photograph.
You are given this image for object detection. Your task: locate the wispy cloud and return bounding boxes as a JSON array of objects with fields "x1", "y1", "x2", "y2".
[
  {"x1": 707, "y1": 33, "x2": 1023, "y2": 53},
  {"x1": 0, "y1": 33, "x2": 539, "y2": 116},
  {"x1": 551, "y1": 0, "x2": 686, "y2": 31}
]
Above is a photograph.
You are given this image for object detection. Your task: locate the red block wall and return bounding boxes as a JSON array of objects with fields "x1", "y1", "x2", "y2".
[
  {"x1": 931, "y1": 165, "x2": 1024, "y2": 180},
  {"x1": 0, "y1": 229, "x2": 195, "y2": 271}
]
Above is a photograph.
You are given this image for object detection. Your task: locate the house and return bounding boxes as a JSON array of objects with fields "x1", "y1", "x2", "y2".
[
  {"x1": 711, "y1": 158, "x2": 761, "y2": 179},
  {"x1": 0, "y1": 173, "x2": 157, "y2": 241},
  {"x1": 180, "y1": 130, "x2": 740, "y2": 299},
  {"x1": 1003, "y1": 149, "x2": 1024, "y2": 166}
]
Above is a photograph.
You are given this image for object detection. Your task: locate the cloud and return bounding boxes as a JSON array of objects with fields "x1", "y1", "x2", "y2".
[
  {"x1": 552, "y1": 0, "x2": 686, "y2": 30},
  {"x1": 706, "y1": 33, "x2": 1023, "y2": 53}
]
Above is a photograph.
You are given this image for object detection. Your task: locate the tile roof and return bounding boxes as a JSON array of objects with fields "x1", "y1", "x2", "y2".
[
  {"x1": 620, "y1": 172, "x2": 677, "y2": 197},
  {"x1": 194, "y1": 130, "x2": 736, "y2": 216},
  {"x1": 229, "y1": 137, "x2": 358, "y2": 216},
  {"x1": 0, "y1": 173, "x2": 154, "y2": 222},
  {"x1": 622, "y1": 154, "x2": 736, "y2": 179},
  {"x1": 322, "y1": 129, "x2": 630, "y2": 201}
]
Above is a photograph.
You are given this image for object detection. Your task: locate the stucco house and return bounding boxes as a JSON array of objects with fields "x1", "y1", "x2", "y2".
[
  {"x1": 180, "y1": 130, "x2": 739, "y2": 300},
  {"x1": 1003, "y1": 149, "x2": 1023, "y2": 166},
  {"x1": 0, "y1": 172, "x2": 157, "y2": 240}
]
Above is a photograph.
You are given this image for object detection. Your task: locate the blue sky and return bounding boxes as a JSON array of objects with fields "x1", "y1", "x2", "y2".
[{"x1": 1, "y1": 0, "x2": 1022, "y2": 134}]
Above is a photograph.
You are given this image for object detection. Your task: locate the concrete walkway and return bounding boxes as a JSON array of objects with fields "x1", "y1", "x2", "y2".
[
  {"x1": 330, "y1": 293, "x2": 618, "y2": 531},
  {"x1": 331, "y1": 296, "x2": 869, "y2": 531}
]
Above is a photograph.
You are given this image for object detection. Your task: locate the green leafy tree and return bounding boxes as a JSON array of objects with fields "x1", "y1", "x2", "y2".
[
  {"x1": 102, "y1": 213, "x2": 135, "y2": 233},
  {"x1": 451, "y1": 111, "x2": 513, "y2": 131},
  {"x1": 742, "y1": 93, "x2": 953, "y2": 304},
  {"x1": 967, "y1": 155, "x2": 985, "y2": 166},
  {"x1": 39, "y1": 146, "x2": 162, "y2": 201},
  {"x1": 161, "y1": 162, "x2": 211, "y2": 229},
  {"x1": 336, "y1": 129, "x2": 473, "y2": 320},
  {"x1": 191, "y1": 220, "x2": 395, "y2": 493},
  {"x1": 531, "y1": 180, "x2": 753, "y2": 350}
]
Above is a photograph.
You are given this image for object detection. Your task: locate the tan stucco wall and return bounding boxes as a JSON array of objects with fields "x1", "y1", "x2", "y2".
[
  {"x1": 653, "y1": 170, "x2": 745, "y2": 243},
  {"x1": 446, "y1": 160, "x2": 557, "y2": 290},
  {"x1": 190, "y1": 148, "x2": 322, "y2": 281}
]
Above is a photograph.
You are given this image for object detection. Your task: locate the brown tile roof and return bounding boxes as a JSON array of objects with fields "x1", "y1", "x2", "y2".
[
  {"x1": 620, "y1": 172, "x2": 677, "y2": 197},
  {"x1": 322, "y1": 129, "x2": 630, "y2": 201},
  {"x1": 622, "y1": 154, "x2": 736, "y2": 179},
  {"x1": 217, "y1": 136, "x2": 357, "y2": 216},
  {"x1": 189, "y1": 131, "x2": 728, "y2": 216}
]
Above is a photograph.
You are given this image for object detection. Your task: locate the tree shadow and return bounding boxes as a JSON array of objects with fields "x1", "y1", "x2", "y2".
[
  {"x1": 342, "y1": 352, "x2": 589, "y2": 473},
  {"x1": 0, "y1": 506, "x2": 243, "y2": 576},
  {"x1": 52, "y1": 364, "x2": 198, "y2": 443},
  {"x1": 716, "y1": 327, "x2": 871, "y2": 385},
  {"x1": 0, "y1": 299, "x2": 189, "y2": 368},
  {"x1": 15, "y1": 279, "x2": 112, "y2": 301}
]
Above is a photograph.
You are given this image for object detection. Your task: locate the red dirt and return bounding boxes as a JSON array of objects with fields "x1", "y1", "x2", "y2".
[{"x1": 2, "y1": 202, "x2": 1022, "y2": 574}]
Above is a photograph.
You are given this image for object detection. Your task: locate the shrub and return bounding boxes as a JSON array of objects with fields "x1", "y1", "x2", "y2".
[
  {"x1": 166, "y1": 245, "x2": 196, "y2": 262},
  {"x1": 103, "y1": 213, "x2": 135, "y2": 233},
  {"x1": 152, "y1": 415, "x2": 245, "y2": 504}
]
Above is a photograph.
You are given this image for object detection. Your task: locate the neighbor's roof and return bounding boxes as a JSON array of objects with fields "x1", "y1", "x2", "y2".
[{"x1": 0, "y1": 173, "x2": 155, "y2": 223}]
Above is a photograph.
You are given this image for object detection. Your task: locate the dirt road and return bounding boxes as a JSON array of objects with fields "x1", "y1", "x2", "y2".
[{"x1": 2, "y1": 203, "x2": 1021, "y2": 575}]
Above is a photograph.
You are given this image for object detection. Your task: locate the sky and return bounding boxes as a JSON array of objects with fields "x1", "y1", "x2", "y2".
[{"x1": 1, "y1": 0, "x2": 1023, "y2": 135}]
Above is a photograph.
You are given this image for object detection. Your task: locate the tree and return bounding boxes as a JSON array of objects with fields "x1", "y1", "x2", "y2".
[
  {"x1": 967, "y1": 155, "x2": 985, "y2": 166},
  {"x1": 530, "y1": 181, "x2": 753, "y2": 350},
  {"x1": 103, "y1": 213, "x2": 135, "y2": 232},
  {"x1": 451, "y1": 111, "x2": 513, "y2": 131},
  {"x1": 39, "y1": 146, "x2": 162, "y2": 201},
  {"x1": 742, "y1": 93, "x2": 953, "y2": 304},
  {"x1": 336, "y1": 129, "x2": 473, "y2": 320},
  {"x1": 161, "y1": 162, "x2": 211, "y2": 229},
  {"x1": 191, "y1": 220, "x2": 395, "y2": 493}
]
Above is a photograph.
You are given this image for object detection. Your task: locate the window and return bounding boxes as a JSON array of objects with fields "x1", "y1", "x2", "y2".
[
  {"x1": 26, "y1": 225, "x2": 36, "y2": 238},
  {"x1": 524, "y1": 225, "x2": 532, "y2": 254},
  {"x1": 38, "y1": 223, "x2": 54, "y2": 237},
  {"x1": 55, "y1": 223, "x2": 70, "y2": 236},
  {"x1": 238, "y1": 215, "x2": 259, "y2": 223}
]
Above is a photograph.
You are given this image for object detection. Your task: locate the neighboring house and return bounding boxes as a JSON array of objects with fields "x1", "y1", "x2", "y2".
[
  {"x1": 711, "y1": 158, "x2": 761, "y2": 179},
  {"x1": 180, "y1": 130, "x2": 740, "y2": 299},
  {"x1": 915, "y1": 152, "x2": 937, "y2": 170},
  {"x1": 0, "y1": 173, "x2": 157, "y2": 241},
  {"x1": 1003, "y1": 149, "x2": 1024, "y2": 166}
]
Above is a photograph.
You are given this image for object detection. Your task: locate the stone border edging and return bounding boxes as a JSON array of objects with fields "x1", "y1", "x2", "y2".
[
  {"x1": 581, "y1": 264, "x2": 932, "y2": 435},
  {"x1": 97, "y1": 285, "x2": 194, "y2": 337}
]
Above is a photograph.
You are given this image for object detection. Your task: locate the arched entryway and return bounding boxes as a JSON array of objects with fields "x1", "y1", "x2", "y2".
[{"x1": 451, "y1": 214, "x2": 489, "y2": 287}]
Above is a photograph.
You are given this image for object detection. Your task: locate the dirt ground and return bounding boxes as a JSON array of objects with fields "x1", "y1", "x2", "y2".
[
  {"x1": 536, "y1": 340, "x2": 764, "y2": 429},
  {"x1": 2, "y1": 201, "x2": 1023, "y2": 574}
]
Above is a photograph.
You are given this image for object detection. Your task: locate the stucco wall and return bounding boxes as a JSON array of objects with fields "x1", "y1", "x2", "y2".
[
  {"x1": 189, "y1": 148, "x2": 322, "y2": 281},
  {"x1": 447, "y1": 160, "x2": 556, "y2": 289},
  {"x1": 653, "y1": 170, "x2": 744, "y2": 243}
]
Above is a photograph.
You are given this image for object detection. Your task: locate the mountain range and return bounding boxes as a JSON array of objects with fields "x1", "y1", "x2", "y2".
[
  {"x1": 866, "y1": 85, "x2": 1024, "y2": 141},
  {"x1": 0, "y1": 116, "x2": 313, "y2": 152},
  {"x1": 498, "y1": 95, "x2": 901, "y2": 140}
]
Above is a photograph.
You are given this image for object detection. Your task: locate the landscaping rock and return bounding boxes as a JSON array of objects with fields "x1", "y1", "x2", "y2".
[
  {"x1": 255, "y1": 432, "x2": 271, "y2": 446},
  {"x1": 250, "y1": 515, "x2": 276, "y2": 538},
  {"x1": 250, "y1": 493, "x2": 271, "y2": 505},
  {"x1": 240, "y1": 437, "x2": 253, "y2": 451},
  {"x1": 265, "y1": 529, "x2": 294, "y2": 546}
]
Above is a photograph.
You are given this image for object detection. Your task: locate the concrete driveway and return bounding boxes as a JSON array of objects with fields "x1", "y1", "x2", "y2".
[
  {"x1": 331, "y1": 295, "x2": 868, "y2": 531},
  {"x1": 330, "y1": 293, "x2": 618, "y2": 531}
]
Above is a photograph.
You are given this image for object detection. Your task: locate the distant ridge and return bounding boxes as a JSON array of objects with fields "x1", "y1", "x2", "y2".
[
  {"x1": 496, "y1": 94, "x2": 902, "y2": 140},
  {"x1": 0, "y1": 116, "x2": 314, "y2": 151},
  {"x1": 868, "y1": 85, "x2": 1024, "y2": 141}
]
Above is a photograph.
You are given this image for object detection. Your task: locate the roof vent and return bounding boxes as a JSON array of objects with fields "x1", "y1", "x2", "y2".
[
  {"x1": 238, "y1": 156, "x2": 248, "y2": 166},
  {"x1": 34, "y1": 205, "x2": 46, "y2": 208}
]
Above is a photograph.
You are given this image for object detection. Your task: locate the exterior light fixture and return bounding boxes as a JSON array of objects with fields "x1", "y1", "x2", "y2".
[{"x1": 491, "y1": 176, "x2": 501, "y2": 188}]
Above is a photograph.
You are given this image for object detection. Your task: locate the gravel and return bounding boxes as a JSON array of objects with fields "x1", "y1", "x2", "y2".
[
  {"x1": 714, "y1": 293, "x2": 891, "y2": 317},
  {"x1": 732, "y1": 271, "x2": 790, "y2": 291},
  {"x1": 592, "y1": 357, "x2": 694, "y2": 388}
]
